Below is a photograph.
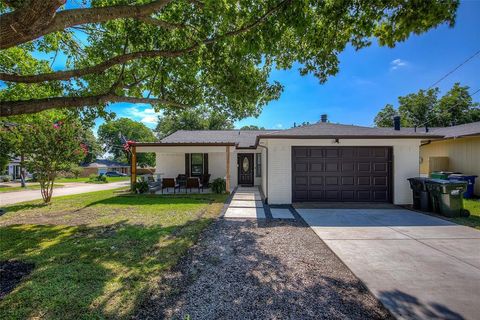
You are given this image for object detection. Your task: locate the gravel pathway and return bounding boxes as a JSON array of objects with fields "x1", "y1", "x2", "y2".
[{"x1": 134, "y1": 218, "x2": 393, "y2": 320}]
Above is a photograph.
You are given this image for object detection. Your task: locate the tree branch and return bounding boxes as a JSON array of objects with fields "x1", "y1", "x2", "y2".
[
  {"x1": 0, "y1": 93, "x2": 188, "y2": 117},
  {"x1": 0, "y1": 0, "x2": 292, "y2": 83},
  {"x1": 0, "y1": 0, "x2": 173, "y2": 49}
]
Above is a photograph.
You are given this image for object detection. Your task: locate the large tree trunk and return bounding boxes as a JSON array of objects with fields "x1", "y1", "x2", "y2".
[{"x1": 0, "y1": 0, "x2": 173, "y2": 49}]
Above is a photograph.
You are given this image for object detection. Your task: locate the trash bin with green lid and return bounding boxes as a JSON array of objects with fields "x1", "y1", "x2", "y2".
[
  {"x1": 425, "y1": 179, "x2": 469, "y2": 217},
  {"x1": 407, "y1": 177, "x2": 431, "y2": 211},
  {"x1": 429, "y1": 171, "x2": 454, "y2": 180}
]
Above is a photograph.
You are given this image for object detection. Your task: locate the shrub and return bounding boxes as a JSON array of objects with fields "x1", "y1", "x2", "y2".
[
  {"x1": 0, "y1": 175, "x2": 11, "y2": 182},
  {"x1": 88, "y1": 174, "x2": 108, "y2": 183},
  {"x1": 134, "y1": 181, "x2": 149, "y2": 194},
  {"x1": 211, "y1": 178, "x2": 226, "y2": 194}
]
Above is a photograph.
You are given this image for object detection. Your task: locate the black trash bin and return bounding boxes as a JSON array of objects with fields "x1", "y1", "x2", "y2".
[{"x1": 408, "y1": 177, "x2": 431, "y2": 211}]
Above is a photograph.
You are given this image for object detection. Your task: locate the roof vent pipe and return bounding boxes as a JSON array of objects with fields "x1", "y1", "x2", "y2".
[
  {"x1": 425, "y1": 124, "x2": 429, "y2": 133},
  {"x1": 393, "y1": 115, "x2": 401, "y2": 131},
  {"x1": 320, "y1": 114, "x2": 328, "y2": 123}
]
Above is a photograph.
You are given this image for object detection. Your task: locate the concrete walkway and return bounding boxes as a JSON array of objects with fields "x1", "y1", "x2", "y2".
[
  {"x1": 224, "y1": 187, "x2": 265, "y2": 219},
  {"x1": 1, "y1": 181, "x2": 130, "y2": 206},
  {"x1": 297, "y1": 208, "x2": 480, "y2": 320}
]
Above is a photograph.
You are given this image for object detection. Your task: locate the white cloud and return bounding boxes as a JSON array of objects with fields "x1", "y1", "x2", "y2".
[
  {"x1": 275, "y1": 123, "x2": 283, "y2": 129},
  {"x1": 140, "y1": 115, "x2": 158, "y2": 124},
  {"x1": 390, "y1": 58, "x2": 408, "y2": 70},
  {"x1": 123, "y1": 106, "x2": 162, "y2": 125}
]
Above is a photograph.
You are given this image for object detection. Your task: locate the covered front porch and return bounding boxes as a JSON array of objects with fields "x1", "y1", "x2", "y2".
[{"x1": 131, "y1": 143, "x2": 237, "y2": 193}]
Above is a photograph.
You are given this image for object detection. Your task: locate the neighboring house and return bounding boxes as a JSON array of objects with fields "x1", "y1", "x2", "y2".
[
  {"x1": 134, "y1": 118, "x2": 443, "y2": 205},
  {"x1": 420, "y1": 121, "x2": 480, "y2": 195},
  {"x1": 3, "y1": 157, "x2": 22, "y2": 180},
  {"x1": 80, "y1": 159, "x2": 130, "y2": 177}
]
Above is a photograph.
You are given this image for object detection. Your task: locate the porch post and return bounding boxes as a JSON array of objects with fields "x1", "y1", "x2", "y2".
[
  {"x1": 226, "y1": 146, "x2": 230, "y2": 193},
  {"x1": 131, "y1": 145, "x2": 137, "y2": 190}
]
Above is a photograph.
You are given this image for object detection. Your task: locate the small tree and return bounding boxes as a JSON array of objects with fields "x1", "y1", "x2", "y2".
[{"x1": 15, "y1": 114, "x2": 85, "y2": 203}]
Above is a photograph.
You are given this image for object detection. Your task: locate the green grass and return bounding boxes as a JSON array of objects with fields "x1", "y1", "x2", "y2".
[
  {"x1": 451, "y1": 198, "x2": 480, "y2": 230},
  {"x1": 56, "y1": 176, "x2": 130, "y2": 183},
  {"x1": 0, "y1": 184, "x2": 64, "y2": 193},
  {"x1": 0, "y1": 189, "x2": 228, "y2": 319}
]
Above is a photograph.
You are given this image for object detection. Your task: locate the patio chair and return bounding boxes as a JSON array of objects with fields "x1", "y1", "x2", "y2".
[
  {"x1": 176, "y1": 174, "x2": 187, "y2": 188},
  {"x1": 201, "y1": 174, "x2": 211, "y2": 187},
  {"x1": 161, "y1": 178, "x2": 179, "y2": 194},
  {"x1": 185, "y1": 177, "x2": 203, "y2": 193}
]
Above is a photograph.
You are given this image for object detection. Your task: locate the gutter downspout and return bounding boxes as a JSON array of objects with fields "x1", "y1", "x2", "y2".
[{"x1": 257, "y1": 144, "x2": 268, "y2": 204}]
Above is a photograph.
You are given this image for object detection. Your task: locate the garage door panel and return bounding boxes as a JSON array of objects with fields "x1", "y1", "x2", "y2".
[
  {"x1": 325, "y1": 190, "x2": 340, "y2": 201},
  {"x1": 310, "y1": 148, "x2": 324, "y2": 158},
  {"x1": 292, "y1": 146, "x2": 392, "y2": 202},
  {"x1": 309, "y1": 190, "x2": 324, "y2": 200},
  {"x1": 341, "y1": 190, "x2": 355, "y2": 201},
  {"x1": 373, "y1": 176, "x2": 388, "y2": 186},
  {"x1": 325, "y1": 148, "x2": 340, "y2": 158},
  {"x1": 341, "y1": 148, "x2": 355, "y2": 158},
  {"x1": 373, "y1": 162, "x2": 388, "y2": 173},
  {"x1": 325, "y1": 162, "x2": 339, "y2": 172},
  {"x1": 294, "y1": 176, "x2": 308, "y2": 186},
  {"x1": 358, "y1": 162, "x2": 371, "y2": 172},
  {"x1": 310, "y1": 176, "x2": 323, "y2": 186},
  {"x1": 310, "y1": 162, "x2": 324, "y2": 172},
  {"x1": 341, "y1": 176, "x2": 354, "y2": 185},
  {"x1": 294, "y1": 162, "x2": 308, "y2": 172},
  {"x1": 325, "y1": 176, "x2": 339, "y2": 186},
  {"x1": 342, "y1": 162, "x2": 355, "y2": 172},
  {"x1": 293, "y1": 147, "x2": 309, "y2": 158}
]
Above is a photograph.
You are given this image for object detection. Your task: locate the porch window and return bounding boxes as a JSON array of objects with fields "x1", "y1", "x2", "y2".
[
  {"x1": 255, "y1": 153, "x2": 261, "y2": 177},
  {"x1": 191, "y1": 153, "x2": 204, "y2": 176}
]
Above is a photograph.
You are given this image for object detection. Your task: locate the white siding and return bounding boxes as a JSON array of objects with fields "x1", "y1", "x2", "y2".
[
  {"x1": 263, "y1": 138, "x2": 421, "y2": 205},
  {"x1": 155, "y1": 153, "x2": 184, "y2": 177}
]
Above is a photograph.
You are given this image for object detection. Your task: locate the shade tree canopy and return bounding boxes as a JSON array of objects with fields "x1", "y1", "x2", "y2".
[
  {"x1": 0, "y1": 0, "x2": 459, "y2": 119},
  {"x1": 374, "y1": 83, "x2": 480, "y2": 128},
  {"x1": 97, "y1": 117, "x2": 156, "y2": 167},
  {"x1": 155, "y1": 106, "x2": 234, "y2": 138}
]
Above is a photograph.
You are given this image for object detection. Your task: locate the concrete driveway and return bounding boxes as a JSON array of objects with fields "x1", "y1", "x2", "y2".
[
  {"x1": 1, "y1": 181, "x2": 129, "y2": 206},
  {"x1": 296, "y1": 208, "x2": 480, "y2": 320}
]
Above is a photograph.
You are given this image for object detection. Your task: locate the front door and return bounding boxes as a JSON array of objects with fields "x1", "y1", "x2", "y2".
[{"x1": 238, "y1": 153, "x2": 254, "y2": 186}]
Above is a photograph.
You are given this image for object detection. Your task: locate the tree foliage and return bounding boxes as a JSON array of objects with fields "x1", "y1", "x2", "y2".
[
  {"x1": 81, "y1": 129, "x2": 103, "y2": 164},
  {"x1": 0, "y1": 0, "x2": 459, "y2": 118},
  {"x1": 374, "y1": 83, "x2": 480, "y2": 127},
  {"x1": 240, "y1": 125, "x2": 266, "y2": 130},
  {"x1": 155, "y1": 106, "x2": 234, "y2": 138},
  {"x1": 12, "y1": 112, "x2": 85, "y2": 203},
  {"x1": 98, "y1": 117, "x2": 156, "y2": 167}
]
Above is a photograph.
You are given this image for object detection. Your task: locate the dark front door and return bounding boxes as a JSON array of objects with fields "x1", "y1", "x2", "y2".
[
  {"x1": 238, "y1": 153, "x2": 254, "y2": 186},
  {"x1": 292, "y1": 146, "x2": 392, "y2": 202}
]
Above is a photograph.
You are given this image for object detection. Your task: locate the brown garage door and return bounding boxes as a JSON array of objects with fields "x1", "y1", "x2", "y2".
[{"x1": 292, "y1": 146, "x2": 392, "y2": 202}]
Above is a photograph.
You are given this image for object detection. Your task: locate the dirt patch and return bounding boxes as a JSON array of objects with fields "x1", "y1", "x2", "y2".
[
  {"x1": 134, "y1": 219, "x2": 393, "y2": 320},
  {"x1": 0, "y1": 260, "x2": 35, "y2": 299}
]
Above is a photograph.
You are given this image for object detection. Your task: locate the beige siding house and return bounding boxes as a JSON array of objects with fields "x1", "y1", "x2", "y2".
[
  {"x1": 420, "y1": 122, "x2": 480, "y2": 195},
  {"x1": 133, "y1": 120, "x2": 443, "y2": 205}
]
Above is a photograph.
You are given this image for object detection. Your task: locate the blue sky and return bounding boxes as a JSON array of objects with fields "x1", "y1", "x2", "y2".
[{"x1": 30, "y1": 1, "x2": 480, "y2": 132}]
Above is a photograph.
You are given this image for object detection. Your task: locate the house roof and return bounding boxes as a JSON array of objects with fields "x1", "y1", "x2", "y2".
[
  {"x1": 257, "y1": 122, "x2": 442, "y2": 140},
  {"x1": 428, "y1": 121, "x2": 480, "y2": 138},
  {"x1": 81, "y1": 159, "x2": 129, "y2": 168},
  {"x1": 138, "y1": 122, "x2": 479, "y2": 149},
  {"x1": 159, "y1": 130, "x2": 278, "y2": 148}
]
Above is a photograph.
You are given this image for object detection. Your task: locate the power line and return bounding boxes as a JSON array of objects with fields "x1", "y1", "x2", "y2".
[{"x1": 427, "y1": 49, "x2": 480, "y2": 89}]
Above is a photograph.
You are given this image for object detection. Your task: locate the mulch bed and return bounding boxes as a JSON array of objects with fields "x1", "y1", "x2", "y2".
[
  {"x1": 0, "y1": 260, "x2": 35, "y2": 299},
  {"x1": 134, "y1": 218, "x2": 394, "y2": 320}
]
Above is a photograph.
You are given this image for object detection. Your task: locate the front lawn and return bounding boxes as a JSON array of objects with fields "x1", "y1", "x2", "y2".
[
  {"x1": 451, "y1": 198, "x2": 480, "y2": 230},
  {"x1": 0, "y1": 189, "x2": 228, "y2": 319}
]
